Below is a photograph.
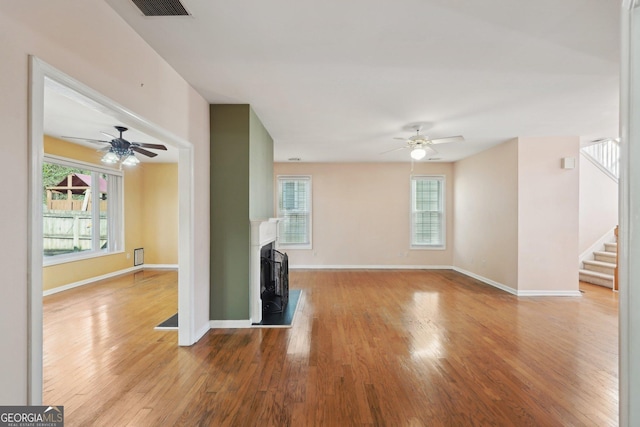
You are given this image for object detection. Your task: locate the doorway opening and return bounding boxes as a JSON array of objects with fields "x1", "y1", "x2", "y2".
[{"x1": 28, "y1": 57, "x2": 196, "y2": 404}]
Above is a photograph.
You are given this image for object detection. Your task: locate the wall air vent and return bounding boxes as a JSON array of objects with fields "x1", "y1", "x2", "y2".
[
  {"x1": 131, "y1": 0, "x2": 190, "y2": 16},
  {"x1": 134, "y1": 248, "x2": 144, "y2": 266}
]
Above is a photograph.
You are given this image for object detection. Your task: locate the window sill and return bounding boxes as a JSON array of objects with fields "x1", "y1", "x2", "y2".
[
  {"x1": 277, "y1": 244, "x2": 312, "y2": 250},
  {"x1": 410, "y1": 245, "x2": 446, "y2": 251},
  {"x1": 43, "y1": 249, "x2": 124, "y2": 267}
]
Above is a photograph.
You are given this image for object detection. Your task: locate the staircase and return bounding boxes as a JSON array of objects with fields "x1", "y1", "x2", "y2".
[
  {"x1": 579, "y1": 241, "x2": 617, "y2": 288},
  {"x1": 579, "y1": 139, "x2": 619, "y2": 289}
]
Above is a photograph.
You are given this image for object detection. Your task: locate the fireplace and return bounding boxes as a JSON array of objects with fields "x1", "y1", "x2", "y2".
[
  {"x1": 260, "y1": 243, "x2": 289, "y2": 313},
  {"x1": 250, "y1": 218, "x2": 283, "y2": 324}
]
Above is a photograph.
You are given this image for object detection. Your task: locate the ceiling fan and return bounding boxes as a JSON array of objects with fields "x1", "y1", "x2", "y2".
[
  {"x1": 384, "y1": 127, "x2": 464, "y2": 160},
  {"x1": 63, "y1": 126, "x2": 167, "y2": 166}
]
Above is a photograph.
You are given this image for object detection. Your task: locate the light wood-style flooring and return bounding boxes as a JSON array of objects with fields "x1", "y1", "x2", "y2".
[{"x1": 44, "y1": 269, "x2": 618, "y2": 426}]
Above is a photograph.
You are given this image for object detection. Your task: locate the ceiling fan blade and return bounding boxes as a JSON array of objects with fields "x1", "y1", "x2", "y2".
[
  {"x1": 131, "y1": 146, "x2": 158, "y2": 158},
  {"x1": 61, "y1": 136, "x2": 111, "y2": 144},
  {"x1": 393, "y1": 137, "x2": 409, "y2": 141},
  {"x1": 97, "y1": 146, "x2": 111, "y2": 152},
  {"x1": 100, "y1": 132, "x2": 116, "y2": 140},
  {"x1": 380, "y1": 146, "x2": 409, "y2": 154},
  {"x1": 429, "y1": 135, "x2": 464, "y2": 145},
  {"x1": 132, "y1": 142, "x2": 167, "y2": 150}
]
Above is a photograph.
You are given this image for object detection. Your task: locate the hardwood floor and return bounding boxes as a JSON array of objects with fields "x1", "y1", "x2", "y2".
[{"x1": 43, "y1": 270, "x2": 618, "y2": 426}]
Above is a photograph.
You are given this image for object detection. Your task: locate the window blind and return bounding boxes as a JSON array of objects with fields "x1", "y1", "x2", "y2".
[
  {"x1": 411, "y1": 176, "x2": 444, "y2": 247},
  {"x1": 278, "y1": 176, "x2": 311, "y2": 246}
]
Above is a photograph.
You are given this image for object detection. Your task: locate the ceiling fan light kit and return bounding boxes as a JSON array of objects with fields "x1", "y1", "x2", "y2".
[
  {"x1": 410, "y1": 148, "x2": 427, "y2": 160},
  {"x1": 385, "y1": 127, "x2": 465, "y2": 161},
  {"x1": 120, "y1": 152, "x2": 141, "y2": 166},
  {"x1": 101, "y1": 150, "x2": 120, "y2": 164},
  {"x1": 101, "y1": 146, "x2": 140, "y2": 166}
]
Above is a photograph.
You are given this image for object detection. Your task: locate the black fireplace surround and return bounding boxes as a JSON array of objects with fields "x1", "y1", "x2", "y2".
[{"x1": 260, "y1": 243, "x2": 289, "y2": 314}]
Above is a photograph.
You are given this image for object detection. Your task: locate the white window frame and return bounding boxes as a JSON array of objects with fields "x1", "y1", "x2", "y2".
[
  {"x1": 43, "y1": 154, "x2": 124, "y2": 266},
  {"x1": 410, "y1": 175, "x2": 446, "y2": 250},
  {"x1": 277, "y1": 175, "x2": 312, "y2": 249}
]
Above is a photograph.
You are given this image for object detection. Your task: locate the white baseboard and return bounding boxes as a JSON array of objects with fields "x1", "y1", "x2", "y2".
[
  {"x1": 143, "y1": 264, "x2": 178, "y2": 270},
  {"x1": 516, "y1": 290, "x2": 582, "y2": 297},
  {"x1": 289, "y1": 264, "x2": 452, "y2": 270},
  {"x1": 290, "y1": 264, "x2": 577, "y2": 297},
  {"x1": 451, "y1": 267, "x2": 580, "y2": 296},
  {"x1": 43, "y1": 265, "x2": 144, "y2": 296},
  {"x1": 194, "y1": 322, "x2": 211, "y2": 342},
  {"x1": 451, "y1": 267, "x2": 517, "y2": 295},
  {"x1": 209, "y1": 319, "x2": 252, "y2": 329}
]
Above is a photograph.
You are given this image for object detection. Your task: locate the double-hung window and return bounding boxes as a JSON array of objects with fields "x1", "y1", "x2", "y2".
[
  {"x1": 411, "y1": 175, "x2": 445, "y2": 249},
  {"x1": 43, "y1": 154, "x2": 124, "y2": 264},
  {"x1": 277, "y1": 175, "x2": 312, "y2": 248}
]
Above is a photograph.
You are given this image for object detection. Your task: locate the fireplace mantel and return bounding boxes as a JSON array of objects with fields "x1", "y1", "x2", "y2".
[
  {"x1": 250, "y1": 218, "x2": 279, "y2": 247},
  {"x1": 249, "y1": 218, "x2": 280, "y2": 324}
]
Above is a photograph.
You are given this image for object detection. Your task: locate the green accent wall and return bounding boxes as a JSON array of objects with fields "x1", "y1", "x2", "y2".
[
  {"x1": 249, "y1": 107, "x2": 275, "y2": 219},
  {"x1": 210, "y1": 104, "x2": 274, "y2": 320}
]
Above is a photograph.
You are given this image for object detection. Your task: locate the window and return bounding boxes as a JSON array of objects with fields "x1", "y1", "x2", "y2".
[
  {"x1": 43, "y1": 154, "x2": 124, "y2": 264},
  {"x1": 277, "y1": 176, "x2": 311, "y2": 248},
  {"x1": 411, "y1": 175, "x2": 445, "y2": 248}
]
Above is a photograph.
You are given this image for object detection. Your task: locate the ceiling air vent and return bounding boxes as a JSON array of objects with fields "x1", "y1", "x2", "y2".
[{"x1": 131, "y1": 0, "x2": 190, "y2": 16}]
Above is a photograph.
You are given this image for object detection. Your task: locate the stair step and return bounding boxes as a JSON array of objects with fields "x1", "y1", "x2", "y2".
[
  {"x1": 583, "y1": 259, "x2": 616, "y2": 275},
  {"x1": 594, "y1": 251, "x2": 617, "y2": 263},
  {"x1": 604, "y1": 242, "x2": 617, "y2": 253},
  {"x1": 579, "y1": 269, "x2": 614, "y2": 288}
]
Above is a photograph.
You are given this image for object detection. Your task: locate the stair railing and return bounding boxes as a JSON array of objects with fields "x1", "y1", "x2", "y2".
[{"x1": 581, "y1": 138, "x2": 620, "y2": 181}]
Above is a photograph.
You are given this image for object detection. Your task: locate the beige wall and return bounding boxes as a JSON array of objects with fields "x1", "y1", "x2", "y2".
[
  {"x1": 141, "y1": 163, "x2": 178, "y2": 265},
  {"x1": 579, "y1": 153, "x2": 618, "y2": 254},
  {"x1": 453, "y1": 137, "x2": 580, "y2": 293},
  {"x1": 44, "y1": 135, "x2": 105, "y2": 165},
  {"x1": 274, "y1": 162, "x2": 454, "y2": 267},
  {"x1": 0, "y1": 1, "x2": 209, "y2": 404},
  {"x1": 517, "y1": 136, "x2": 580, "y2": 292},
  {"x1": 453, "y1": 139, "x2": 519, "y2": 290}
]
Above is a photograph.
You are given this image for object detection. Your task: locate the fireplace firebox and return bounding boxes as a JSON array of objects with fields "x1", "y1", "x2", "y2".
[{"x1": 260, "y1": 243, "x2": 289, "y2": 314}]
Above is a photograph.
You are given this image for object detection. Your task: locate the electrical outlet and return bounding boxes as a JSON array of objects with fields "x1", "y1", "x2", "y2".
[{"x1": 126, "y1": 253, "x2": 130, "y2": 259}]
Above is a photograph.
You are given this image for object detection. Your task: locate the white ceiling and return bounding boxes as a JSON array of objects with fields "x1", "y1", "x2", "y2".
[
  {"x1": 44, "y1": 79, "x2": 178, "y2": 163},
  {"x1": 79, "y1": 0, "x2": 620, "y2": 162}
]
